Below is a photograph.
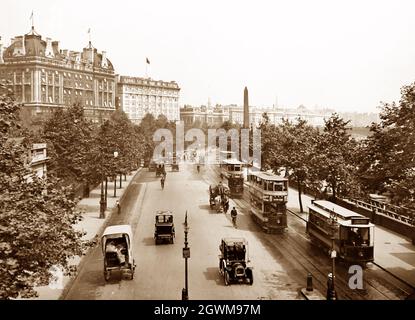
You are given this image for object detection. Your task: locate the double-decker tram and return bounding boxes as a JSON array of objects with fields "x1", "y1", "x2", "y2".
[
  {"x1": 220, "y1": 158, "x2": 244, "y2": 197},
  {"x1": 247, "y1": 171, "x2": 288, "y2": 233},
  {"x1": 218, "y1": 150, "x2": 236, "y2": 163},
  {"x1": 307, "y1": 200, "x2": 374, "y2": 264}
]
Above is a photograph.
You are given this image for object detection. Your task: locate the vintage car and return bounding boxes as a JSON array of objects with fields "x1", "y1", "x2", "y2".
[
  {"x1": 154, "y1": 211, "x2": 175, "y2": 244},
  {"x1": 219, "y1": 238, "x2": 253, "y2": 286},
  {"x1": 102, "y1": 224, "x2": 136, "y2": 281}
]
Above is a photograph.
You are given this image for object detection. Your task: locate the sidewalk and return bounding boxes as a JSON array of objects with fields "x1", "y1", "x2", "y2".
[
  {"x1": 287, "y1": 186, "x2": 415, "y2": 287},
  {"x1": 32, "y1": 169, "x2": 142, "y2": 300}
]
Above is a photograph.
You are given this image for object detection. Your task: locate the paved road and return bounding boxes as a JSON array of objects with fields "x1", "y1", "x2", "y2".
[
  {"x1": 64, "y1": 164, "x2": 303, "y2": 300},
  {"x1": 64, "y1": 161, "x2": 413, "y2": 300}
]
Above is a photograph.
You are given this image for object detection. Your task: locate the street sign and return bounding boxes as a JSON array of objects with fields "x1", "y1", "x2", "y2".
[
  {"x1": 183, "y1": 247, "x2": 190, "y2": 258},
  {"x1": 330, "y1": 250, "x2": 337, "y2": 258}
]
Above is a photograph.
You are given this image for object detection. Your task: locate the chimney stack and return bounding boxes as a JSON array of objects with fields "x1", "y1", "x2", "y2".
[
  {"x1": 45, "y1": 37, "x2": 54, "y2": 58},
  {"x1": 101, "y1": 51, "x2": 108, "y2": 68}
]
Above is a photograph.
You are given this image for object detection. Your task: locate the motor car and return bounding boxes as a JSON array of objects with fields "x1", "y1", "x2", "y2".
[
  {"x1": 154, "y1": 211, "x2": 175, "y2": 244},
  {"x1": 218, "y1": 237, "x2": 253, "y2": 286}
]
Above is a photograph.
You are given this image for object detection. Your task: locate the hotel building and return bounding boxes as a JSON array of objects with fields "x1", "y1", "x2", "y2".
[
  {"x1": 117, "y1": 76, "x2": 180, "y2": 124},
  {"x1": 0, "y1": 27, "x2": 116, "y2": 123}
]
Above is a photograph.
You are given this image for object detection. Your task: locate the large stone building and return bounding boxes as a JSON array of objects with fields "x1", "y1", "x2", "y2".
[
  {"x1": 0, "y1": 27, "x2": 116, "y2": 123},
  {"x1": 180, "y1": 105, "x2": 230, "y2": 127},
  {"x1": 117, "y1": 76, "x2": 180, "y2": 124}
]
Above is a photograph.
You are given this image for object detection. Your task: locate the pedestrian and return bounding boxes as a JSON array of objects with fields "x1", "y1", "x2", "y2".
[
  {"x1": 116, "y1": 200, "x2": 121, "y2": 215},
  {"x1": 231, "y1": 207, "x2": 238, "y2": 228}
]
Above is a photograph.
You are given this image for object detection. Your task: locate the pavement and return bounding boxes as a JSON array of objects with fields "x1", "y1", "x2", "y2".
[
  {"x1": 286, "y1": 186, "x2": 415, "y2": 288},
  {"x1": 31, "y1": 169, "x2": 142, "y2": 300}
]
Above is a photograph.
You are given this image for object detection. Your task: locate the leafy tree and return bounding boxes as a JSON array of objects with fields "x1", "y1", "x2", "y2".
[
  {"x1": 0, "y1": 87, "x2": 88, "y2": 299},
  {"x1": 357, "y1": 82, "x2": 415, "y2": 208},
  {"x1": 265, "y1": 118, "x2": 318, "y2": 212},
  {"x1": 312, "y1": 113, "x2": 356, "y2": 201},
  {"x1": 42, "y1": 104, "x2": 96, "y2": 191}
]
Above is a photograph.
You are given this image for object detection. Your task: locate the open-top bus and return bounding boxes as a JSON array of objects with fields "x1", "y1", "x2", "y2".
[
  {"x1": 247, "y1": 171, "x2": 288, "y2": 233},
  {"x1": 220, "y1": 158, "x2": 244, "y2": 197},
  {"x1": 306, "y1": 200, "x2": 375, "y2": 265}
]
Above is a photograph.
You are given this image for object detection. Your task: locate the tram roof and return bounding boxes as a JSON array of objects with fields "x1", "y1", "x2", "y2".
[
  {"x1": 222, "y1": 158, "x2": 244, "y2": 165},
  {"x1": 248, "y1": 171, "x2": 288, "y2": 181},
  {"x1": 309, "y1": 200, "x2": 374, "y2": 226}
]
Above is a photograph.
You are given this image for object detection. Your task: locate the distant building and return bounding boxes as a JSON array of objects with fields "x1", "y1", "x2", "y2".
[
  {"x1": 116, "y1": 76, "x2": 180, "y2": 124},
  {"x1": 180, "y1": 105, "x2": 229, "y2": 127},
  {"x1": 29, "y1": 143, "x2": 49, "y2": 179},
  {"x1": 0, "y1": 27, "x2": 116, "y2": 123},
  {"x1": 229, "y1": 107, "x2": 328, "y2": 127}
]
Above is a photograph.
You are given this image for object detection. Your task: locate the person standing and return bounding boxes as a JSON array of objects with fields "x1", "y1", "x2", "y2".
[
  {"x1": 230, "y1": 207, "x2": 238, "y2": 228},
  {"x1": 116, "y1": 200, "x2": 121, "y2": 215}
]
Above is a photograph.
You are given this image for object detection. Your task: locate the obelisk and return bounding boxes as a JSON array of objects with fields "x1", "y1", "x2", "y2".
[{"x1": 243, "y1": 87, "x2": 249, "y2": 129}]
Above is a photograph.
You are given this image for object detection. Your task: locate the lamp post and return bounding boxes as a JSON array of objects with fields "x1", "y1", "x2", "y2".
[
  {"x1": 113, "y1": 151, "x2": 118, "y2": 197},
  {"x1": 182, "y1": 211, "x2": 190, "y2": 300},
  {"x1": 327, "y1": 210, "x2": 338, "y2": 300},
  {"x1": 99, "y1": 175, "x2": 105, "y2": 219}
]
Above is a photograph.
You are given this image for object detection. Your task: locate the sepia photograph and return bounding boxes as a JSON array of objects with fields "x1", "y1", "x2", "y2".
[{"x1": 0, "y1": 0, "x2": 415, "y2": 309}]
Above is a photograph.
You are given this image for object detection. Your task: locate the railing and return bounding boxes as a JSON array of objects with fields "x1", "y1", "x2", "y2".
[{"x1": 344, "y1": 198, "x2": 415, "y2": 226}]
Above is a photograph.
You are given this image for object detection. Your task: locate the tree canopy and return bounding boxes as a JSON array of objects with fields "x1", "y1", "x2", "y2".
[{"x1": 0, "y1": 86, "x2": 89, "y2": 299}]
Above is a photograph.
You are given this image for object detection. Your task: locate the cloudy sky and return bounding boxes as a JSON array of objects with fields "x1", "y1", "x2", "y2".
[{"x1": 1, "y1": 0, "x2": 415, "y2": 112}]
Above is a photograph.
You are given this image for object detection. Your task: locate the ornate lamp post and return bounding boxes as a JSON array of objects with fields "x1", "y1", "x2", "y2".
[
  {"x1": 99, "y1": 175, "x2": 105, "y2": 219},
  {"x1": 182, "y1": 211, "x2": 190, "y2": 300},
  {"x1": 327, "y1": 210, "x2": 338, "y2": 300},
  {"x1": 113, "y1": 151, "x2": 118, "y2": 197}
]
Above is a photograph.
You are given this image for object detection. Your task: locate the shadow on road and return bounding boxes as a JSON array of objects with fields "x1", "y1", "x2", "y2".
[
  {"x1": 203, "y1": 267, "x2": 224, "y2": 286},
  {"x1": 142, "y1": 237, "x2": 156, "y2": 246}
]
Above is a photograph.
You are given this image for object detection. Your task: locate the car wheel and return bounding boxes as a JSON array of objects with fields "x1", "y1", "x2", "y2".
[
  {"x1": 170, "y1": 238, "x2": 174, "y2": 244},
  {"x1": 247, "y1": 270, "x2": 253, "y2": 285},
  {"x1": 130, "y1": 269, "x2": 134, "y2": 280},
  {"x1": 224, "y1": 271, "x2": 230, "y2": 286}
]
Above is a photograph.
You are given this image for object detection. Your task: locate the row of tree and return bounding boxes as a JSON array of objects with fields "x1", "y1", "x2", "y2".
[
  {"x1": 0, "y1": 85, "x2": 88, "y2": 299},
  {"x1": 259, "y1": 81, "x2": 415, "y2": 212},
  {"x1": 0, "y1": 83, "x2": 176, "y2": 299}
]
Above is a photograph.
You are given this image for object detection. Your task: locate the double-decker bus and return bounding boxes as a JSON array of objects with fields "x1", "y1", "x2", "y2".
[
  {"x1": 220, "y1": 158, "x2": 244, "y2": 197},
  {"x1": 307, "y1": 200, "x2": 375, "y2": 264},
  {"x1": 247, "y1": 171, "x2": 288, "y2": 233}
]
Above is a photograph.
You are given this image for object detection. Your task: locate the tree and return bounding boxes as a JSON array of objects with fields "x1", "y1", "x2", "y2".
[
  {"x1": 266, "y1": 118, "x2": 318, "y2": 212},
  {"x1": 42, "y1": 104, "x2": 96, "y2": 192},
  {"x1": 0, "y1": 87, "x2": 89, "y2": 299},
  {"x1": 357, "y1": 82, "x2": 415, "y2": 207},
  {"x1": 312, "y1": 113, "x2": 356, "y2": 201}
]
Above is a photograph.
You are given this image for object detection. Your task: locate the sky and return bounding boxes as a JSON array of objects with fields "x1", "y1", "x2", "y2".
[{"x1": 1, "y1": 0, "x2": 415, "y2": 113}]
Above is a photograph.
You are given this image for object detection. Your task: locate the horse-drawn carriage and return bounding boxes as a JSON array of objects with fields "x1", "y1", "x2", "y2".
[{"x1": 209, "y1": 182, "x2": 230, "y2": 213}]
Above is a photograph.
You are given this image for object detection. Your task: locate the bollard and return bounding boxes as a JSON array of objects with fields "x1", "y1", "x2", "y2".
[{"x1": 306, "y1": 273, "x2": 313, "y2": 291}]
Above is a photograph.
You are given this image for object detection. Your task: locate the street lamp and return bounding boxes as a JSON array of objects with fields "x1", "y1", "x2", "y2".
[
  {"x1": 99, "y1": 175, "x2": 106, "y2": 219},
  {"x1": 113, "y1": 151, "x2": 118, "y2": 197},
  {"x1": 182, "y1": 211, "x2": 190, "y2": 300},
  {"x1": 327, "y1": 210, "x2": 338, "y2": 300}
]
